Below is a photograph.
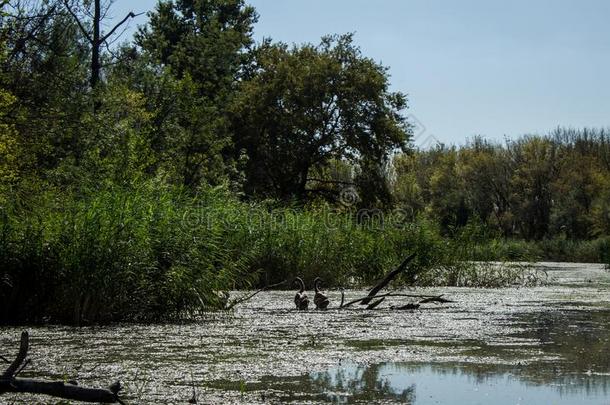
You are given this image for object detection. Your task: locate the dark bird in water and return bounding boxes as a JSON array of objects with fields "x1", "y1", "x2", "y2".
[
  {"x1": 293, "y1": 277, "x2": 309, "y2": 310},
  {"x1": 313, "y1": 277, "x2": 330, "y2": 310}
]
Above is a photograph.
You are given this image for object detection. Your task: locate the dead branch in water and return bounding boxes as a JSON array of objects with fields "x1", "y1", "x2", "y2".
[
  {"x1": 366, "y1": 297, "x2": 386, "y2": 310},
  {"x1": 0, "y1": 331, "x2": 125, "y2": 404},
  {"x1": 360, "y1": 253, "x2": 416, "y2": 305},
  {"x1": 340, "y1": 293, "x2": 451, "y2": 308},
  {"x1": 391, "y1": 303, "x2": 420, "y2": 310},
  {"x1": 418, "y1": 296, "x2": 453, "y2": 304},
  {"x1": 336, "y1": 253, "x2": 453, "y2": 310},
  {"x1": 226, "y1": 280, "x2": 287, "y2": 309}
]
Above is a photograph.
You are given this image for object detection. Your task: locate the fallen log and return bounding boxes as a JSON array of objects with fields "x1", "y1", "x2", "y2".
[
  {"x1": 0, "y1": 331, "x2": 125, "y2": 404},
  {"x1": 1, "y1": 379, "x2": 123, "y2": 403},
  {"x1": 360, "y1": 253, "x2": 416, "y2": 305}
]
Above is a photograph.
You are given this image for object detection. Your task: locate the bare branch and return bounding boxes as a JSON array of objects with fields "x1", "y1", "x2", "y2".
[
  {"x1": 99, "y1": 10, "x2": 143, "y2": 43},
  {"x1": 103, "y1": 22, "x2": 129, "y2": 46},
  {"x1": 1, "y1": 378, "x2": 123, "y2": 403},
  {"x1": 418, "y1": 296, "x2": 452, "y2": 304},
  {"x1": 340, "y1": 292, "x2": 448, "y2": 309},
  {"x1": 6, "y1": 3, "x2": 58, "y2": 61},
  {"x1": 14, "y1": 358, "x2": 31, "y2": 378},
  {"x1": 99, "y1": 0, "x2": 112, "y2": 21},
  {"x1": 391, "y1": 303, "x2": 421, "y2": 310},
  {"x1": 62, "y1": 0, "x2": 92, "y2": 42},
  {"x1": 360, "y1": 253, "x2": 416, "y2": 305},
  {"x1": 366, "y1": 297, "x2": 385, "y2": 310}
]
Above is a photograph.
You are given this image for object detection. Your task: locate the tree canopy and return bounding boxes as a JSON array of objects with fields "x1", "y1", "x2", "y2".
[{"x1": 231, "y1": 34, "x2": 410, "y2": 199}]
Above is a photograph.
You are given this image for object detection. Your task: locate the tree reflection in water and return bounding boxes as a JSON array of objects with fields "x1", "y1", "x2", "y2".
[{"x1": 309, "y1": 362, "x2": 415, "y2": 403}]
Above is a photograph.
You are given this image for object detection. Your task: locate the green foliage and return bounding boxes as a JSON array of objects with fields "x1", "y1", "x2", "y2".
[
  {"x1": 135, "y1": 0, "x2": 257, "y2": 188},
  {"x1": 231, "y1": 34, "x2": 410, "y2": 199},
  {"x1": 136, "y1": 0, "x2": 257, "y2": 88},
  {"x1": 0, "y1": 88, "x2": 19, "y2": 185},
  {"x1": 392, "y1": 128, "x2": 610, "y2": 243},
  {"x1": 1, "y1": 2, "x2": 90, "y2": 179}
]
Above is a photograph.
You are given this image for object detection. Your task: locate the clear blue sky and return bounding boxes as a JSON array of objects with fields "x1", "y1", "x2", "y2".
[{"x1": 113, "y1": 0, "x2": 610, "y2": 145}]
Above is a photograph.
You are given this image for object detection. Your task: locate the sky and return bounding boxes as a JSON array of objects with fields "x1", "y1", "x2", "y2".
[{"x1": 113, "y1": 0, "x2": 610, "y2": 146}]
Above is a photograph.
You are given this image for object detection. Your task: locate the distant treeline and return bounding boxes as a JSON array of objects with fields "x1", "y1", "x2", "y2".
[
  {"x1": 392, "y1": 128, "x2": 610, "y2": 241},
  {"x1": 0, "y1": 1, "x2": 608, "y2": 324}
]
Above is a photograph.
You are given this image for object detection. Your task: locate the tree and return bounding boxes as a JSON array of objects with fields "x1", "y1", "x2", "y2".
[
  {"x1": 426, "y1": 146, "x2": 469, "y2": 233},
  {"x1": 549, "y1": 128, "x2": 610, "y2": 239},
  {"x1": 391, "y1": 153, "x2": 425, "y2": 220},
  {"x1": 459, "y1": 137, "x2": 513, "y2": 235},
  {"x1": 136, "y1": 0, "x2": 257, "y2": 89},
  {"x1": 62, "y1": 0, "x2": 142, "y2": 91},
  {"x1": 0, "y1": 83, "x2": 19, "y2": 189},
  {"x1": 136, "y1": 0, "x2": 257, "y2": 188},
  {"x1": 1, "y1": 0, "x2": 91, "y2": 174},
  {"x1": 231, "y1": 34, "x2": 410, "y2": 200},
  {"x1": 507, "y1": 136, "x2": 557, "y2": 240}
]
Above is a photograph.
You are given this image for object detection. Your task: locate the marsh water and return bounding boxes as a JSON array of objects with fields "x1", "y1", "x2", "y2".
[{"x1": 1, "y1": 262, "x2": 610, "y2": 404}]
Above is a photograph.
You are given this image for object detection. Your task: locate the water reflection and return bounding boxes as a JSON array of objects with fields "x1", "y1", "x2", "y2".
[
  {"x1": 306, "y1": 362, "x2": 610, "y2": 404},
  {"x1": 296, "y1": 310, "x2": 610, "y2": 403},
  {"x1": 310, "y1": 362, "x2": 415, "y2": 403},
  {"x1": 512, "y1": 309, "x2": 610, "y2": 374}
]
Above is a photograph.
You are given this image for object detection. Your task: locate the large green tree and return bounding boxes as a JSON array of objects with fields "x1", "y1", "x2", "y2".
[
  {"x1": 135, "y1": 0, "x2": 257, "y2": 188},
  {"x1": 231, "y1": 34, "x2": 411, "y2": 200}
]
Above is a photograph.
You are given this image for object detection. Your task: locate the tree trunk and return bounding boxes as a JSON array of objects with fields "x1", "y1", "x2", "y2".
[{"x1": 90, "y1": 0, "x2": 100, "y2": 90}]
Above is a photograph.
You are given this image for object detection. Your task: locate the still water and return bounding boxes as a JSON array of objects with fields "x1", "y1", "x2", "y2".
[
  {"x1": 1, "y1": 262, "x2": 609, "y2": 404},
  {"x1": 304, "y1": 361, "x2": 610, "y2": 404}
]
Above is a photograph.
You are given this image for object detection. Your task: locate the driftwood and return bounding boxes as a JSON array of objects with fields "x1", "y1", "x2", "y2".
[
  {"x1": 340, "y1": 293, "x2": 450, "y2": 308},
  {"x1": 359, "y1": 253, "x2": 416, "y2": 305},
  {"x1": 337, "y1": 253, "x2": 453, "y2": 310},
  {"x1": 366, "y1": 297, "x2": 386, "y2": 310},
  {"x1": 0, "y1": 331, "x2": 125, "y2": 404}
]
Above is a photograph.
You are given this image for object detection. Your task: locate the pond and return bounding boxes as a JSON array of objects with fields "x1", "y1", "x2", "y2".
[{"x1": 1, "y1": 262, "x2": 609, "y2": 404}]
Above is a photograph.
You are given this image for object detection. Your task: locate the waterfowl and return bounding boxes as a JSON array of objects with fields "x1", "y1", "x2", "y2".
[
  {"x1": 293, "y1": 277, "x2": 309, "y2": 310},
  {"x1": 313, "y1": 277, "x2": 330, "y2": 310}
]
